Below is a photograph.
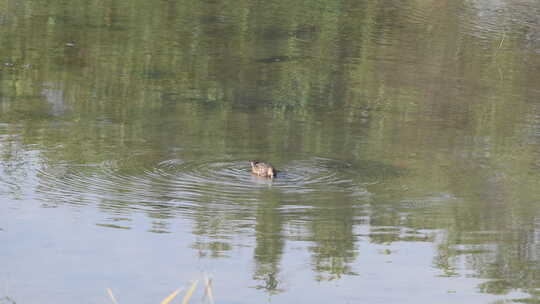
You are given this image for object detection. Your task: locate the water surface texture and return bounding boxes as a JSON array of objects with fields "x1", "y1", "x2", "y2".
[{"x1": 1, "y1": 0, "x2": 540, "y2": 303}]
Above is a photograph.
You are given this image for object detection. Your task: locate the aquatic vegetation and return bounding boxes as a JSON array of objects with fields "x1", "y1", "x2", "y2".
[{"x1": 106, "y1": 277, "x2": 213, "y2": 304}]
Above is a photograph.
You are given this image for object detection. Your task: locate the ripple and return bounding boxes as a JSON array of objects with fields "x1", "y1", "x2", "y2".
[
  {"x1": 270, "y1": 158, "x2": 355, "y2": 191},
  {"x1": 34, "y1": 157, "x2": 364, "y2": 212},
  {"x1": 460, "y1": 0, "x2": 540, "y2": 50}
]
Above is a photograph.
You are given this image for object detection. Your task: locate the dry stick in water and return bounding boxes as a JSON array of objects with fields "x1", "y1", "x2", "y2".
[
  {"x1": 160, "y1": 288, "x2": 183, "y2": 304},
  {"x1": 498, "y1": 31, "x2": 506, "y2": 49},
  {"x1": 107, "y1": 280, "x2": 201, "y2": 304},
  {"x1": 182, "y1": 280, "x2": 199, "y2": 304},
  {"x1": 106, "y1": 288, "x2": 119, "y2": 304},
  {"x1": 203, "y1": 276, "x2": 215, "y2": 304}
]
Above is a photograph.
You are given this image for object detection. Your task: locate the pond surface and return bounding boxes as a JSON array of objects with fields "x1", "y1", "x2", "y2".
[{"x1": 1, "y1": 0, "x2": 540, "y2": 303}]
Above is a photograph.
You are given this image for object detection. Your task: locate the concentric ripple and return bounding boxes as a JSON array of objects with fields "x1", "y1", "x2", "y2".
[
  {"x1": 35, "y1": 157, "x2": 365, "y2": 212},
  {"x1": 270, "y1": 158, "x2": 355, "y2": 192}
]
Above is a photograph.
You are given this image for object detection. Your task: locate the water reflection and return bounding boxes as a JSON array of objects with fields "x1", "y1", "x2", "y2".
[{"x1": 1, "y1": 0, "x2": 540, "y2": 303}]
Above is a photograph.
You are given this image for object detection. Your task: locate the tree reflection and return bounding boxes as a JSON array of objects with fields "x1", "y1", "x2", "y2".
[
  {"x1": 1, "y1": 0, "x2": 540, "y2": 301},
  {"x1": 253, "y1": 197, "x2": 285, "y2": 294}
]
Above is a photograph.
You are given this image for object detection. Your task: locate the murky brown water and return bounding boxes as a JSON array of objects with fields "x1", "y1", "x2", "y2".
[{"x1": 1, "y1": 0, "x2": 540, "y2": 303}]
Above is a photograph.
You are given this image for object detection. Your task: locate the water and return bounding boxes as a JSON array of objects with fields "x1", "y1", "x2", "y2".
[{"x1": 1, "y1": 0, "x2": 540, "y2": 303}]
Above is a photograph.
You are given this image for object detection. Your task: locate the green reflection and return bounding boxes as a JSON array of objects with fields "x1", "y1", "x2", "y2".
[{"x1": 1, "y1": 0, "x2": 540, "y2": 302}]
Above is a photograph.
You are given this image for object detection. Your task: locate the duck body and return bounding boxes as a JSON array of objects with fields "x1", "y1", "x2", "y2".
[{"x1": 250, "y1": 161, "x2": 276, "y2": 178}]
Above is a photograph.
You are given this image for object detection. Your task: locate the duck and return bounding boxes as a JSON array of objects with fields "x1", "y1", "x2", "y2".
[{"x1": 250, "y1": 161, "x2": 276, "y2": 178}]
